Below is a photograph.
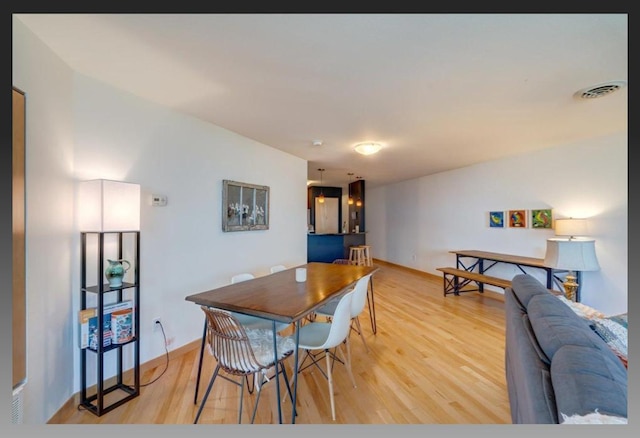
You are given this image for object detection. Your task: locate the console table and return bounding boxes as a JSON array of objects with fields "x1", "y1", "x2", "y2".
[{"x1": 448, "y1": 250, "x2": 575, "y2": 299}]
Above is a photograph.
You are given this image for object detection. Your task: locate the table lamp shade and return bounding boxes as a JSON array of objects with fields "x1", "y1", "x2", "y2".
[
  {"x1": 554, "y1": 218, "x2": 588, "y2": 237},
  {"x1": 79, "y1": 179, "x2": 141, "y2": 231},
  {"x1": 543, "y1": 238, "x2": 600, "y2": 272}
]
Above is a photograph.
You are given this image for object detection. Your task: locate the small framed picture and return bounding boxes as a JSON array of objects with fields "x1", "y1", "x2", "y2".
[
  {"x1": 531, "y1": 209, "x2": 553, "y2": 229},
  {"x1": 222, "y1": 180, "x2": 270, "y2": 232},
  {"x1": 508, "y1": 210, "x2": 527, "y2": 228},
  {"x1": 489, "y1": 211, "x2": 504, "y2": 228}
]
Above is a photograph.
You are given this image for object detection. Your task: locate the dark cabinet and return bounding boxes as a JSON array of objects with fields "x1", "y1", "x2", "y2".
[{"x1": 348, "y1": 179, "x2": 365, "y2": 232}]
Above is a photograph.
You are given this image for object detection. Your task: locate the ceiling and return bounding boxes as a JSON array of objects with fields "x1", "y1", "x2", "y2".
[{"x1": 15, "y1": 13, "x2": 628, "y2": 189}]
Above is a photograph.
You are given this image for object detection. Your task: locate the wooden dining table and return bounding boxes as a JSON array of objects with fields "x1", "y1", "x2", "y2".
[{"x1": 184, "y1": 262, "x2": 378, "y2": 424}]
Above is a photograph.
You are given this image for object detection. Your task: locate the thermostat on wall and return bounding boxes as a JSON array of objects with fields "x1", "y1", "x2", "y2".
[{"x1": 151, "y1": 194, "x2": 167, "y2": 206}]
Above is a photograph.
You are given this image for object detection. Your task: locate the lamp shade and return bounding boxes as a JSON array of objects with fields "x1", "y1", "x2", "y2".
[
  {"x1": 79, "y1": 179, "x2": 141, "y2": 231},
  {"x1": 555, "y1": 218, "x2": 588, "y2": 238},
  {"x1": 543, "y1": 238, "x2": 600, "y2": 272}
]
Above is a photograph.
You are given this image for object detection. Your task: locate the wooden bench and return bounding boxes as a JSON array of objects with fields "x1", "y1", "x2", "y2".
[{"x1": 436, "y1": 267, "x2": 512, "y2": 297}]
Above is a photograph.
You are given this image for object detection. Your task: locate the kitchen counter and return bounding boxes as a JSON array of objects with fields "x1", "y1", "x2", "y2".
[{"x1": 307, "y1": 232, "x2": 366, "y2": 263}]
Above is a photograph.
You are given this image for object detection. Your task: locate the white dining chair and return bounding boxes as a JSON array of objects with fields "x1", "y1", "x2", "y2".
[
  {"x1": 194, "y1": 272, "x2": 291, "y2": 404},
  {"x1": 270, "y1": 264, "x2": 287, "y2": 274},
  {"x1": 194, "y1": 306, "x2": 295, "y2": 424},
  {"x1": 295, "y1": 290, "x2": 356, "y2": 421},
  {"x1": 314, "y1": 274, "x2": 372, "y2": 353},
  {"x1": 231, "y1": 272, "x2": 255, "y2": 283}
]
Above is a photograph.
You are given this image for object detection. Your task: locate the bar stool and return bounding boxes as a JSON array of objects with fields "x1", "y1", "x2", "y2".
[
  {"x1": 348, "y1": 246, "x2": 366, "y2": 266},
  {"x1": 358, "y1": 245, "x2": 373, "y2": 267}
]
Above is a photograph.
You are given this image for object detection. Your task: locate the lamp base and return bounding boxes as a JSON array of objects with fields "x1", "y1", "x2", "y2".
[{"x1": 563, "y1": 272, "x2": 579, "y2": 302}]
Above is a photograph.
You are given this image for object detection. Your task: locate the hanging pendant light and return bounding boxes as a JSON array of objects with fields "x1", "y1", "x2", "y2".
[
  {"x1": 317, "y1": 168, "x2": 325, "y2": 204},
  {"x1": 347, "y1": 172, "x2": 354, "y2": 205},
  {"x1": 356, "y1": 176, "x2": 363, "y2": 207}
]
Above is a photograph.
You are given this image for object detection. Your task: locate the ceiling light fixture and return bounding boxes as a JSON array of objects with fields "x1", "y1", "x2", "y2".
[
  {"x1": 312, "y1": 140, "x2": 323, "y2": 147},
  {"x1": 354, "y1": 142, "x2": 382, "y2": 156},
  {"x1": 317, "y1": 168, "x2": 325, "y2": 204}
]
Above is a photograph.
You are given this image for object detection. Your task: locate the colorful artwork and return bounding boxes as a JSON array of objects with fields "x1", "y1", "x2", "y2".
[
  {"x1": 489, "y1": 211, "x2": 504, "y2": 228},
  {"x1": 508, "y1": 210, "x2": 527, "y2": 228},
  {"x1": 531, "y1": 209, "x2": 553, "y2": 229}
]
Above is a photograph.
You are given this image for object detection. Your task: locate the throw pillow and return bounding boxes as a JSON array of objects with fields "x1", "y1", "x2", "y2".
[
  {"x1": 561, "y1": 410, "x2": 627, "y2": 424},
  {"x1": 590, "y1": 315, "x2": 628, "y2": 368},
  {"x1": 555, "y1": 295, "x2": 605, "y2": 319}
]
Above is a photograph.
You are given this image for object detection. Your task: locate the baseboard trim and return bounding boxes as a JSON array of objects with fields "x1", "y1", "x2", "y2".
[
  {"x1": 373, "y1": 258, "x2": 441, "y2": 281},
  {"x1": 47, "y1": 339, "x2": 201, "y2": 423}
]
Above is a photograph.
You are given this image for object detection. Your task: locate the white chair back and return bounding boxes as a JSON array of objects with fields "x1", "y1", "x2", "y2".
[
  {"x1": 320, "y1": 290, "x2": 354, "y2": 349},
  {"x1": 231, "y1": 273, "x2": 254, "y2": 284},
  {"x1": 270, "y1": 265, "x2": 286, "y2": 274},
  {"x1": 349, "y1": 274, "x2": 372, "y2": 318}
]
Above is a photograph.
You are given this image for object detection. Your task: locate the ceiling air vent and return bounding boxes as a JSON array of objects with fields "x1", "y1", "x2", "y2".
[{"x1": 575, "y1": 81, "x2": 627, "y2": 99}]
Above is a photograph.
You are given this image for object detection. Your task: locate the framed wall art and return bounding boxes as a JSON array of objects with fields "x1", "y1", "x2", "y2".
[
  {"x1": 222, "y1": 180, "x2": 270, "y2": 232},
  {"x1": 531, "y1": 209, "x2": 553, "y2": 229},
  {"x1": 508, "y1": 209, "x2": 527, "y2": 228},
  {"x1": 489, "y1": 211, "x2": 504, "y2": 228}
]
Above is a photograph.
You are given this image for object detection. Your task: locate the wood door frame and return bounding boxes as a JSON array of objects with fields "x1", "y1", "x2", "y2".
[{"x1": 13, "y1": 86, "x2": 26, "y2": 389}]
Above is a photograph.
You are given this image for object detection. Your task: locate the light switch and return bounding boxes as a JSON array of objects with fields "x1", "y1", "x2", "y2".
[{"x1": 151, "y1": 194, "x2": 167, "y2": 206}]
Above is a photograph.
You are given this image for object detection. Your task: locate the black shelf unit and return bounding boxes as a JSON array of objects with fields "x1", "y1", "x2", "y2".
[{"x1": 80, "y1": 231, "x2": 140, "y2": 416}]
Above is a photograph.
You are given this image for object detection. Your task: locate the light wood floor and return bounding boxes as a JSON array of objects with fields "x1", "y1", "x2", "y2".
[{"x1": 49, "y1": 260, "x2": 512, "y2": 424}]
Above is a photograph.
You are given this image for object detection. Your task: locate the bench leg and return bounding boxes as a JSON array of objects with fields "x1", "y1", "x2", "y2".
[
  {"x1": 442, "y1": 273, "x2": 461, "y2": 296},
  {"x1": 442, "y1": 273, "x2": 482, "y2": 297}
]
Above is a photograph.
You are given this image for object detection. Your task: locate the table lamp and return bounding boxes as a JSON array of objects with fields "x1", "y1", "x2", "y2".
[{"x1": 543, "y1": 218, "x2": 599, "y2": 301}]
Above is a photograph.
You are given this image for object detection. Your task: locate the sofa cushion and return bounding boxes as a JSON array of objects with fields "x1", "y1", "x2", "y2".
[
  {"x1": 522, "y1": 314, "x2": 551, "y2": 365},
  {"x1": 527, "y1": 294, "x2": 606, "y2": 360},
  {"x1": 511, "y1": 274, "x2": 552, "y2": 309},
  {"x1": 504, "y1": 287, "x2": 557, "y2": 423},
  {"x1": 551, "y1": 344, "x2": 627, "y2": 419}
]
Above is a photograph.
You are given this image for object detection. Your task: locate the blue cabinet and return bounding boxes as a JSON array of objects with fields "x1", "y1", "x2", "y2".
[{"x1": 307, "y1": 233, "x2": 366, "y2": 263}]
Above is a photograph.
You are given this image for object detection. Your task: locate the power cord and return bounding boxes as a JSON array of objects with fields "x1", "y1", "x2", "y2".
[
  {"x1": 76, "y1": 320, "x2": 170, "y2": 412},
  {"x1": 141, "y1": 320, "x2": 170, "y2": 387}
]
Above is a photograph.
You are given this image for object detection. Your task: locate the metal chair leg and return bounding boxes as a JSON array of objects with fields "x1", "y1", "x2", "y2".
[
  {"x1": 250, "y1": 374, "x2": 264, "y2": 423},
  {"x1": 194, "y1": 364, "x2": 220, "y2": 423},
  {"x1": 367, "y1": 278, "x2": 377, "y2": 334},
  {"x1": 352, "y1": 316, "x2": 369, "y2": 353},
  {"x1": 339, "y1": 335, "x2": 357, "y2": 388},
  {"x1": 238, "y1": 374, "x2": 245, "y2": 424},
  {"x1": 194, "y1": 317, "x2": 207, "y2": 404}
]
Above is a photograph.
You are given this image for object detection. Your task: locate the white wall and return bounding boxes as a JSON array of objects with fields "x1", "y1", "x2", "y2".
[
  {"x1": 13, "y1": 17, "x2": 308, "y2": 424},
  {"x1": 367, "y1": 133, "x2": 627, "y2": 316},
  {"x1": 12, "y1": 17, "x2": 76, "y2": 425},
  {"x1": 13, "y1": 15, "x2": 627, "y2": 424},
  {"x1": 71, "y1": 74, "x2": 308, "y2": 368}
]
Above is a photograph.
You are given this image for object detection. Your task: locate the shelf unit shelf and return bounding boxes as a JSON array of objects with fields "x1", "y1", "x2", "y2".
[{"x1": 80, "y1": 231, "x2": 140, "y2": 416}]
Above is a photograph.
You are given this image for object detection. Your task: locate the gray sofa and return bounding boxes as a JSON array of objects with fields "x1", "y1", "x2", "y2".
[{"x1": 504, "y1": 274, "x2": 627, "y2": 423}]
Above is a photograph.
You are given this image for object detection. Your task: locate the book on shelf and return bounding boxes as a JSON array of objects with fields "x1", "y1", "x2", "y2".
[
  {"x1": 86, "y1": 300, "x2": 134, "y2": 350},
  {"x1": 78, "y1": 308, "x2": 96, "y2": 349},
  {"x1": 111, "y1": 307, "x2": 134, "y2": 344}
]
